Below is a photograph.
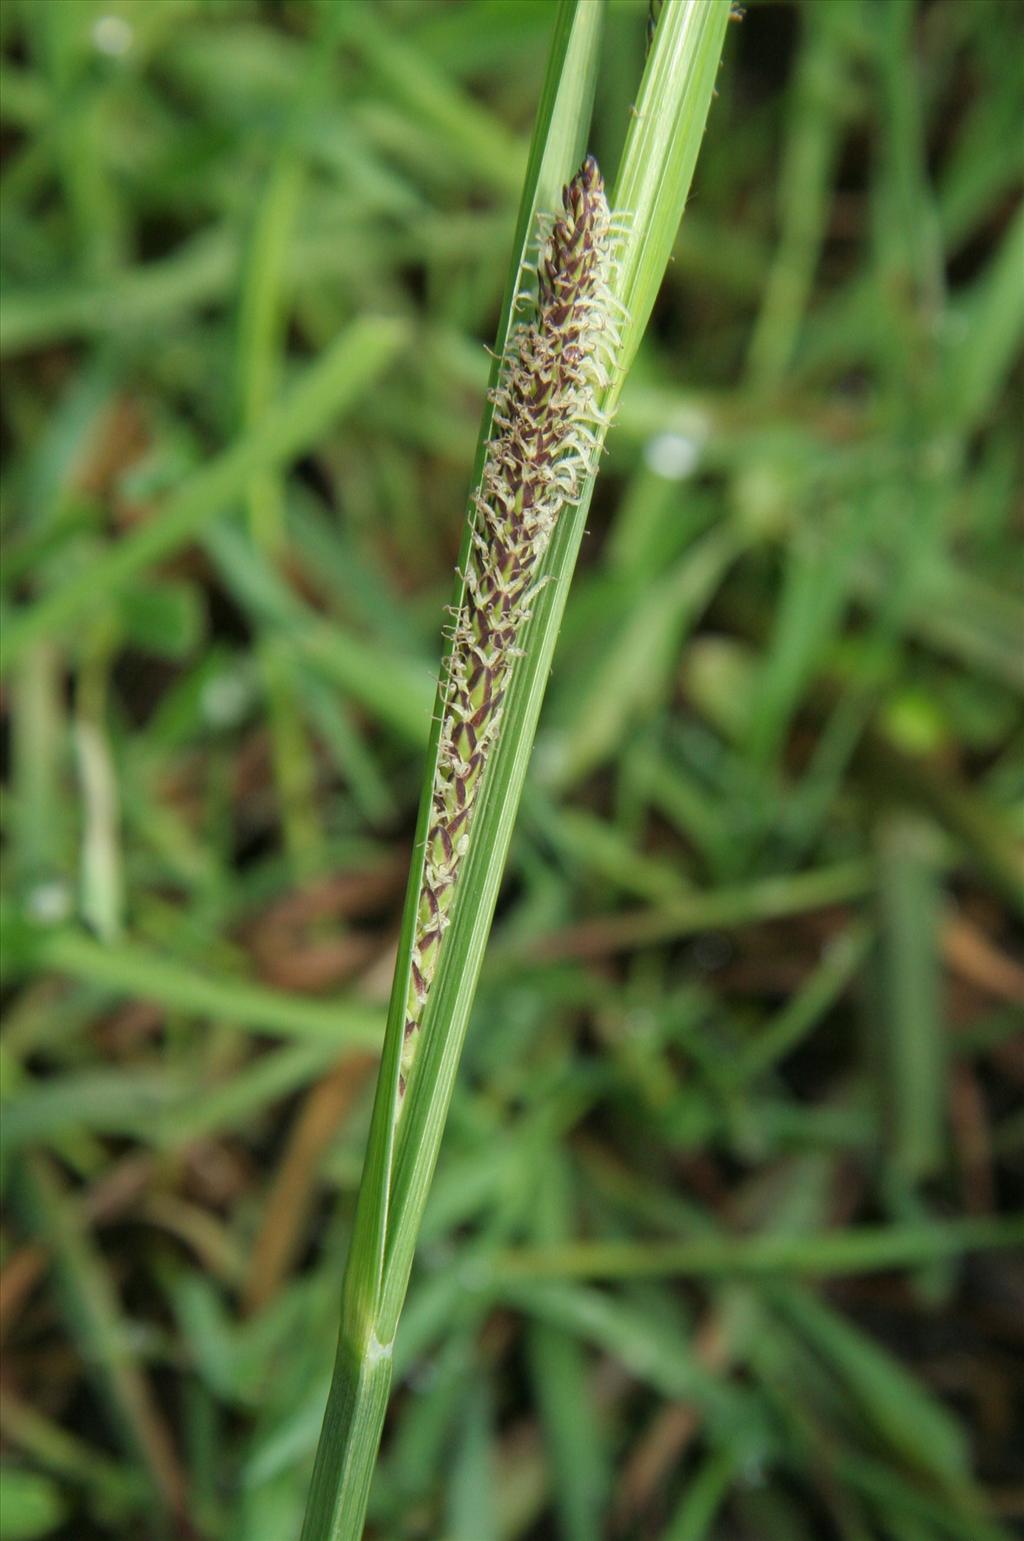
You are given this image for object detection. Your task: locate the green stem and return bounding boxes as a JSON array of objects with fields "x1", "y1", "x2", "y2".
[
  {"x1": 299, "y1": 1338, "x2": 393, "y2": 1541},
  {"x1": 299, "y1": 4, "x2": 730, "y2": 1536}
]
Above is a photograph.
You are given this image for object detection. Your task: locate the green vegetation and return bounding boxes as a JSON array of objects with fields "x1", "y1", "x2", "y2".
[
  {"x1": 301, "y1": 9, "x2": 729, "y2": 1535},
  {"x1": 2, "y1": 2, "x2": 1022, "y2": 1540}
]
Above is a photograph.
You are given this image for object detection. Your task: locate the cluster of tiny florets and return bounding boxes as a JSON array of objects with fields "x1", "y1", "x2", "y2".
[{"x1": 399, "y1": 156, "x2": 620, "y2": 1096}]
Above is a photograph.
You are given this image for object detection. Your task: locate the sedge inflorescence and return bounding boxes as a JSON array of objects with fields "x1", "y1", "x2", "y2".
[{"x1": 399, "y1": 156, "x2": 620, "y2": 1097}]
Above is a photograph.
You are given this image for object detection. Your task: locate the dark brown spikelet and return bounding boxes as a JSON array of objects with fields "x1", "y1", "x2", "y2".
[{"x1": 400, "y1": 156, "x2": 620, "y2": 1096}]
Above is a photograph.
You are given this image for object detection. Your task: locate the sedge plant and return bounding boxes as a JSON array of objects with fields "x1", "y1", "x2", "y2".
[{"x1": 300, "y1": 3, "x2": 732, "y2": 1536}]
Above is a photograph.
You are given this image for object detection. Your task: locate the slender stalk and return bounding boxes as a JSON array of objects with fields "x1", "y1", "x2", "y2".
[{"x1": 300, "y1": 5, "x2": 731, "y2": 1537}]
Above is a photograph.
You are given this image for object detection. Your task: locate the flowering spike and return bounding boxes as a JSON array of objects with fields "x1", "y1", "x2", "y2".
[{"x1": 399, "y1": 156, "x2": 620, "y2": 1101}]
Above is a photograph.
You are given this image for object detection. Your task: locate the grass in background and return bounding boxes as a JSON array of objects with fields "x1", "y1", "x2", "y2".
[{"x1": 1, "y1": 1, "x2": 1022, "y2": 1539}]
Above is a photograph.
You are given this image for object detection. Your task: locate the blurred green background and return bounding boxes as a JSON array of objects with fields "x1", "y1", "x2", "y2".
[{"x1": 1, "y1": 0, "x2": 1022, "y2": 1538}]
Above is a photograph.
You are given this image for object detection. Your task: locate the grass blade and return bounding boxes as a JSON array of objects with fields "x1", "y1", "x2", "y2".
[{"x1": 0, "y1": 316, "x2": 407, "y2": 673}]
